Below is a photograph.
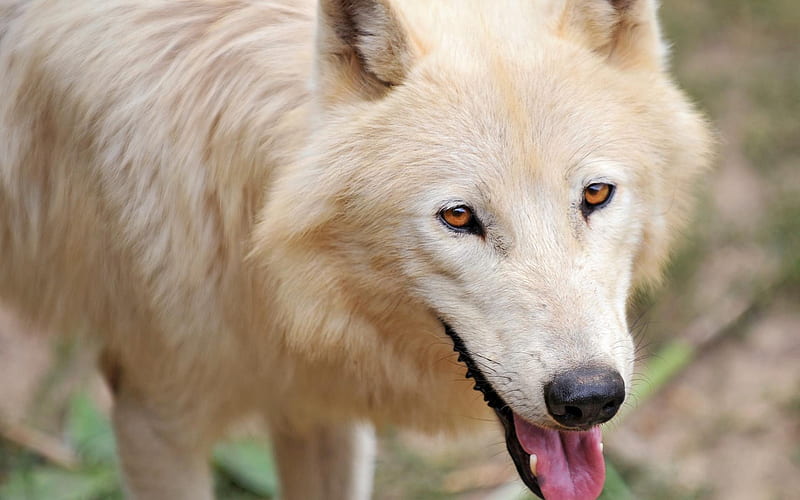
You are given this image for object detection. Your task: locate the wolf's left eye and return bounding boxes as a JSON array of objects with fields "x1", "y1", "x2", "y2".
[
  {"x1": 439, "y1": 205, "x2": 483, "y2": 236},
  {"x1": 582, "y1": 183, "x2": 615, "y2": 215}
]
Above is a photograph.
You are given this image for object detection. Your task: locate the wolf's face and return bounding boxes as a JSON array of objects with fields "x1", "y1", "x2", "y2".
[{"x1": 258, "y1": 1, "x2": 711, "y2": 499}]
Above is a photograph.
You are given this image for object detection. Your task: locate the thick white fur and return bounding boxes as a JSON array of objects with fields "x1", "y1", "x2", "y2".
[{"x1": 0, "y1": 0, "x2": 711, "y2": 498}]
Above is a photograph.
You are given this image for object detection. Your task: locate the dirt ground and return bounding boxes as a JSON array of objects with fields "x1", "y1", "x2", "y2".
[{"x1": 1, "y1": 1, "x2": 798, "y2": 499}]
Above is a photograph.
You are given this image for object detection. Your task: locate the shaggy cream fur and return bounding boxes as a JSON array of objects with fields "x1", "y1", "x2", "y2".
[{"x1": 0, "y1": 1, "x2": 711, "y2": 498}]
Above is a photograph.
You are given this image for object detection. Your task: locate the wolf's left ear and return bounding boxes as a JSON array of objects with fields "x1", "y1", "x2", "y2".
[
  {"x1": 315, "y1": 0, "x2": 420, "y2": 100},
  {"x1": 560, "y1": 0, "x2": 666, "y2": 71}
]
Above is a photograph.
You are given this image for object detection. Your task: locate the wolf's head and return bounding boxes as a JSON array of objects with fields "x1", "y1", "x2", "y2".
[{"x1": 256, "y1": 1, "x2": 712, "y2": 499}]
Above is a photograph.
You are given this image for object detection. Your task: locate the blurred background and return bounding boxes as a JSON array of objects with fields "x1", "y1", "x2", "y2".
[{"x1": 1, "y1": 0, "x2": 798, "y2": 499}]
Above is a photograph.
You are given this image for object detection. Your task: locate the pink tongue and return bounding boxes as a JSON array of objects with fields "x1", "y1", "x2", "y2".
[{"x1": 513, "y1": 414, "x2": 605, "y2": 500}]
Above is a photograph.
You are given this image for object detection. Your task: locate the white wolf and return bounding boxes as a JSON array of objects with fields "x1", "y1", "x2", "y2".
[{"x1": 0, "y1": 0, "x2": 711, "y2": 499}]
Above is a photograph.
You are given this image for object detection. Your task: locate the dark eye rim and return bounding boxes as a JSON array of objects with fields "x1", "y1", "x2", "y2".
[
  {"x1": 438, "y1": 204, "x2": 484, "y2": 236},
  {"x1": 581, "y1": 182, "x2": 616, "y2": 217}
]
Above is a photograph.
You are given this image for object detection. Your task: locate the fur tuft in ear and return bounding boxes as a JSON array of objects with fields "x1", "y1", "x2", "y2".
[
  {"x1": 316, "y1": 0, "x2": 418, "y2": 99},
  {"x1": 559, "y1": 0, "x2": 666, "y2": 71}
]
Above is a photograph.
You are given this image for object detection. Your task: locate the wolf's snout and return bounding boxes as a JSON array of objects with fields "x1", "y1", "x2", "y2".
[{"x1": 544, "y1": 366, "x2": 625, "y2": 428}]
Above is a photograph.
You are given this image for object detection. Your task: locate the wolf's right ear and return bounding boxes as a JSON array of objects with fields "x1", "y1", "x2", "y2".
[{"x1": 315, "y1": 0, "x2": 420, "y2": 101}]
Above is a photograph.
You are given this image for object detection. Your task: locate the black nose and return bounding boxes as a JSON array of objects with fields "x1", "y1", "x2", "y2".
[{"x1": 544, "y1": 366, "x2": 625, "y2": 428}]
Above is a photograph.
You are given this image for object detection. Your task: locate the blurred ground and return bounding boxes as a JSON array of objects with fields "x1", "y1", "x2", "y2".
[
  {"x1": 608, "y1": 2, "x2": 800, "y2": 498},
  {"x1": 1, "y1": 1, "x2": 799, "y2": 499}
]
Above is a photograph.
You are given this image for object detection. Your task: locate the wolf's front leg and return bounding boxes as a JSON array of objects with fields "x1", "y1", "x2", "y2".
[
  {"x1": 270, "y1": 421, "x2": 376, "y2": 500},
  {"x1": 112, "y1": 389, "x2": 214, "y2": 500}
]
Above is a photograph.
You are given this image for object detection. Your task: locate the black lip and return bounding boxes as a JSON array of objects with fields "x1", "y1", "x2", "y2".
[{"x1": 442, "y1": 322, "x2": 544, "y2": 499}]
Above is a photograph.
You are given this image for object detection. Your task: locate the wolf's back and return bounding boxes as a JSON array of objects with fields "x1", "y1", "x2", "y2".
[{"x1": 0, "y1": 0, "x2": 312, "y2": 339}]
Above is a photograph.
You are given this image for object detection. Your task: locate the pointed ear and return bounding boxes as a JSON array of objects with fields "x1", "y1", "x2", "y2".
[
  {"x1": 315, "y1": 0, "x2": 419, "y2": 100},
  {"x1": 559, "y1": 0, "x2": 666, "y2": 71}
]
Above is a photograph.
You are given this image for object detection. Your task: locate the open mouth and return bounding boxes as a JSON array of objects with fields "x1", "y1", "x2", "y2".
[{"x1": 442, "y1": 322, "x2": 606, "y2": 500}]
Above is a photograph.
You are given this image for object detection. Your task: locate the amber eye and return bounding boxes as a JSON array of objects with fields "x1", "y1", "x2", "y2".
[
  {"x1": 439, "y1": 205, "x2": 482, "y2": 235},
  {"x1": 583, "y1": 183, "x2": 614, "y2": 208},
  {"x1": 442, "y1": 206, "x2": 473, "y2": 228}
]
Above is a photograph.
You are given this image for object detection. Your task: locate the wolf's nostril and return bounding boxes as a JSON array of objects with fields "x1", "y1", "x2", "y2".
[
  {"x1": 564, "y1": 405, "x2": 583, "y2": 420},
  {"x1": 544, "y1": 366, "x2": 625, "y2": 428}
]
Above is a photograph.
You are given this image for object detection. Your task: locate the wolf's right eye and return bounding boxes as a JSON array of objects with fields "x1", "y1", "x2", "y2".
[{"x1": 439, "y1": 206, "x2": 483, "y2": 236}]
